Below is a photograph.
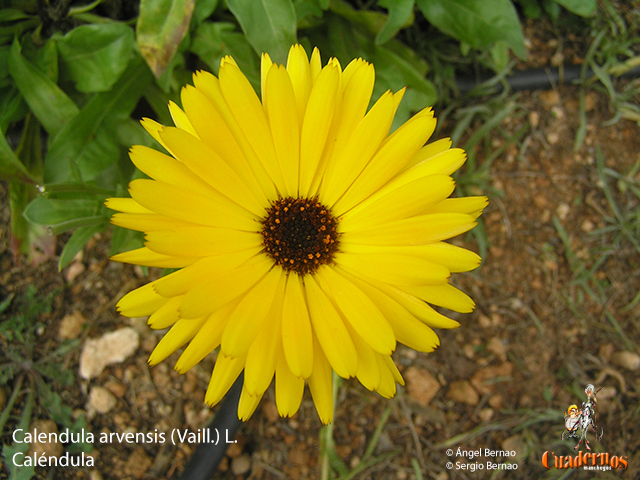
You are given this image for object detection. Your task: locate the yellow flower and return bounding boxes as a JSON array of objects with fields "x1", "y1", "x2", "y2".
[{"x1": 107, "y1": 45, "x2": 487, "y2": 424}]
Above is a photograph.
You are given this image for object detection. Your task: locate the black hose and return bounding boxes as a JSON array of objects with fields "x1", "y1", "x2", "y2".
[
  {"x1": 456, "y1": 64, "x2": 640, "y2": 94},
  {"x1": 178, "y1": 373, "x2": 244, "y2": 480}
]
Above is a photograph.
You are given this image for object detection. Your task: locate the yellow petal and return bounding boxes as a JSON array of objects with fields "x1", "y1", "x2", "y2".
[
  {"x1": 244, "y1": 289, "x2": 284, "y2": 396},
  {"x1": 129, "y1": 145, "x2": 215, "y2": 199},
  {"x1": 275, "y1": 352, "x2": 305, "y2": 417},
  {"x1": 178, "y1": 254, "x2": 271, "y2": 319},
  {"x1": 330, "y1": 59, "x2": 375, "y2": 154},
  {"x1": 348, "y1": 325, "x2": 381, "y2": 391},
  {"x1": 180, "y1": 84, "x2": 271, "y2": 205},
  {"x1": 340, "y1": 175, "x2": 455, "y2": 229},
  {"x1": 344, "y1": 150, "x2": 463, "y2": 213},
  {"x1": 260, "y1": 52, "x2": 273, "y2": 105},
  {"x1": 320, "y1": 90, "x2": 395, "y2": 206},
  {"x1": 339, "y1": 242, "x2": 482, "y2": 273},
  {"x1": 316, "y1": 266, "x2": 395, "y2": 355},
  {"x1": 147, "y1": 295, "x2": 182, "y2": 330},
  {"x1": 371, "y1": 280, "x2": 460, "y2": 329},
  {"x1": 192, "y1": 70, "x2": 278, "y2": 200},
  {"x1": 374, "y1": 353, "x2": 396, "y2": 398},
  {"x1": 333, "y1": 108, "x2": 436, "y2": 213},
  {"x1": 309, "y1": 47, "x2": 322, "y2": 81},
  {"x1": 265, "y1": 64, "x2": 300, "y2": 197},
  {"x1": 111, "y1": 247, "x2": 199, "y2": 268},
  {"x1": 144, "y1": 228, "x2": 261, "y2": 257},
  {"x1": 110, "y1": 213, "x2": 197, "y2": 232},
  {"x1": 117, "y1": 281, "x2": 167, "y2": 317},
  {"x1": 281, "y1": 275, "x2": 314, "y2": 378},
  {"x1": 298, "y1": 64, "x2": 340, "y2": 197},
  {"x1": 205, "y1": 352, "x2": 246, "y2": 406},
  {"x1": 221, "y1": 267, "x2": 284, "y2": 358},
  {"x1": 339, "y1": 270, "x2": 440, "y2": 352},
  {"x1": 383, "y1": 355, "x2": 404, "y2": 386},
  {"x1": 128, "y1": 179, "x2": 257, "y2": 230},
  {"x1": 105, "y1": 197, "x2": 153, "y2": 214},
  {"x1": 238, "y1": 386, "x2": 263, "y2": 421},
  {"x1": 426, "y1": 196, "x2": 489, "y2": 219},
  {"x1": 304, "y1": 275, "x2": 357, "y2": 378},
  {"x1": 154, "y1": 248, "x2": 261, "y2": 297},
  {"x1": 159, "y1": 127, "x2": 265, "y2": 215},
  {"x1": 286, "y1": 44, "x2": 311, "y2": 123},
  {"x1": 336, "y1": 251, "x2": 450, "y2": 286},
  {"x1": 168, "y1": 100, "x2": 198, "y2": 137},
  {"x1": 402, "y1": 137, "x2": 453, "y2": 171},
  {"x1": 218, "y1": 61, "x2": 285, "y2": 192},
  {"x1": 148, "y1": 316, "x2": 208, "y2": 365},
  {"x1": 343, "y1": 213, "x2": 476, "y2": 246},
  {"x1": 308, "y1": 335, "x2": 333, "y2": 424},
  {"x1": 401, "y1": 283, "x2": 475, "y2": 313},
  {"x1": 174, "y1": 300, "x2": 238, "y2": 373},
  {"x1": 141, "y1": 117, "x2": 172, "y2": 153},
  {"x1": 308, "y1": 61, "x2": 376, "y2": 196}
]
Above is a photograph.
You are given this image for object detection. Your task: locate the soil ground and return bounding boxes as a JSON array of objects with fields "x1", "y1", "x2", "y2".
[{"x1": 1, "y1": 19, "x2": 640, "y2": 480}]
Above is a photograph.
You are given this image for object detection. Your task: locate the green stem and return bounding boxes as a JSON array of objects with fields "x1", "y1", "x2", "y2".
[
  {"x1": 0, "y1": 374, "x2": 25, "y2": 434},
  {"x1": 320, "y1": 372, "x2": 340, "y2": 480}
]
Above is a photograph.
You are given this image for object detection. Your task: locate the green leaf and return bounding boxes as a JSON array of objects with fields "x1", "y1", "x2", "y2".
[
  {"x1": 376, "y1": 0, "x2": 414, "y2": 45},
  {"x1": 514, "y1": 0, "x2": 542, "y2": 18},
  {"x1": 0, "y1": 46, "x2": 11, "y2": 87},
  {"x1": 44, "y1": 56, "x2": 152, "y2": 183},
  {"x1": 59, "y1": 225, "x2": 104, "y2": 270},
  {"x1": 553, "y1": 0, "x2": 596, "y2": 17},
  {"x1": 110, "y1": 224, "x2": 145, "y2": 256},
  {"x1": 329, "y1": 0, "x2": 387, "y2": 38},
  {"x1": 2, "y1": 389, "x2": 36, "y2": 480},
  {"x1": 8, "y1": 39, "x2": 79, "y2": 137},
  {"x1": 20, "y1": 37, "x2": 58, "y2": 82},
  {"x1": 22, "y1": 196, "x2": 101, "y2": 229},
  {"x1": 192, "y1": 22, "x2": 260, "y2": 88},
  {"x1": 227, "y1": 0, "x2": 297, "y2": 64},
  {"x1": 57, "y1": 23, "x2": 134, "y2": 92},
  {"x1": 0, "y1": 8, "x2": 32, "y2": 22},
  {"x1": 137, "y1": 0, "x2": 196, "y2": 77},
  {"x1": 415, "y1": 0, "x2": 527, "y2": 59},
  {"x1": 542, "y1": 0, "x2": 561, "y2": 20},
  {"x1": 0, "y1": 131, "x2": 34, "y2": 183},
  {"x1": 3, "y1": 443, "x2": 36, "y2": 480},
  {"x1": 293, "y1": 0, "x2": 324, "y2": 22},
  {"x1": 192, "y1": 0, "x2": 218, "y2": 25}
]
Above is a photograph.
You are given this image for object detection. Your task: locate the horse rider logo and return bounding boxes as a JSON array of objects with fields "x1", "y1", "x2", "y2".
[{"x1": 561, "y1": 384, "x2": 603, "y2": 450}]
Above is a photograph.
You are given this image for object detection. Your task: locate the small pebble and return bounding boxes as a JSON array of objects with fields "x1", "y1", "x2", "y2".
[
  {"x1": 502, "y1": 434, "x2": 525, "y2": 462},
  {"x1": 479, "y1": 408, "x2": 494, "y2": 422},
  {"x1": 65, "y1": 261, "x2": 85, "y2": 282},
  {"x1": 59, "y1": 311, "x2": 86, "y2": 340},
  {"x1": 231, "y1": 454, "x2": 251, "y2": 475},
  {"x1": 404, "y1": 367, "x2": 441, "y2": 406},
  {"x1": 611, "y1": 351, "x2": 640, "y2": 371},
  {"x1": 556, "y1": 203, "x2": 570, "y2": 221},
  {"x1": 28, "y1": 419, "x2": 63, "y2": 458},
  {"x1": 447, "y1": 380, "x2": 479, "y2": 406},
  {"x1": 89, "y1": 386, "x2": 117, "y2": 414}
]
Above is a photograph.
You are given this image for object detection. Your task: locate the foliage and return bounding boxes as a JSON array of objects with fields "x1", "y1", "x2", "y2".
[
  {"x1": 0, "y1": 0, "x2": 597, "y2": 267},
  {"x1": 0, "y1": 286, "x2": 91, "y2": 479}
]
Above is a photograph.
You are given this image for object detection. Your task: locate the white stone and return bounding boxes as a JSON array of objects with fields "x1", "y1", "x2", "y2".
[{"x1": 79, "y1": 328, "x2": 139, "y2": 380}]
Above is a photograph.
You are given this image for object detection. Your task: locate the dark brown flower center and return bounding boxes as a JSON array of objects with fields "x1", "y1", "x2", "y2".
[{"x1": 260, "y1": 197, "x2": 340, "y2": 275}]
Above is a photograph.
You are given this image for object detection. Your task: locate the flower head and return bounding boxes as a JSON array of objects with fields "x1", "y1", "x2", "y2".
[{"x1": 107, "y1": 45, "x2": 487, "y2": 423}]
